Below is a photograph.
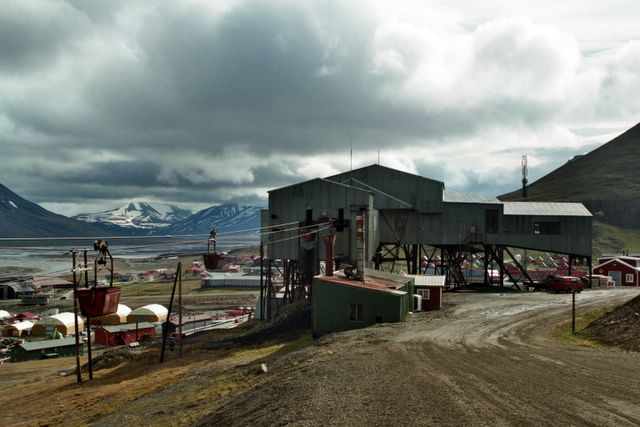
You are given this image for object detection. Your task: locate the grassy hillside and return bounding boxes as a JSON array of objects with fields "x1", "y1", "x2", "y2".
[
  {"x1": 501, "y1": 123, "x2": 640, "y2": 229},
  {"x1": 593, "y1": 221, "x2": 640, "y2": 257}
]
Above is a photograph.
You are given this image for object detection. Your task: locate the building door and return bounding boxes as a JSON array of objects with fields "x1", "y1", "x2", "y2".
[{"x1": 609, "y1": 271, "x2": 622, "y2": 286}]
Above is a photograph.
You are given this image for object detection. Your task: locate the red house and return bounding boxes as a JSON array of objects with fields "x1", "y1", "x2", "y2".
[
  {"x1": 94, "y1": 322, "x2": 156, "y2": 347},
  {"x1": 411, "y1": 275, "x2": 446, "y2": 310},
  {"x1": 594, "y1": 257, "x2": 640, "y2": 287},
  {"x1": 597, "y1": 254, "x2": 640, "y2": 267}
]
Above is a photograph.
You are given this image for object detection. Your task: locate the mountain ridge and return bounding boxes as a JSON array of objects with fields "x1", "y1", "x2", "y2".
[
  {"x1": 73, "y1": 202, "x2": 193, "y2": 229},
  {"x1": 161, "y1": 203, "x2": 263, "y2": 234},
  {"x1": 0, "y1": 183, "x2": 128, "y2": 238}
]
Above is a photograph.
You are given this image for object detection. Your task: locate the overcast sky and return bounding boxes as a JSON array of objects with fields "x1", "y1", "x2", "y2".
[{"x1": 1, "y1": 0, "x2": 639, "y2": 216}]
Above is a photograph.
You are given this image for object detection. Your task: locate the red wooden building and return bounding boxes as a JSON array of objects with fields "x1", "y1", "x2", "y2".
[
  {"x1": 94, "y1": 322, "x2": 156, "y2": 347},
  {"x1": 594, "y1": 256, "x2": 640, "y2": 287},
  {"x1": 411, "y1": 275, "x2": 446, "y2": 310}
]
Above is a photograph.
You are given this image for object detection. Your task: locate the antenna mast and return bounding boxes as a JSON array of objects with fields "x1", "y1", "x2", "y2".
[{"x1": 521, "y1": 154, "x2": 528, "y2": 199}]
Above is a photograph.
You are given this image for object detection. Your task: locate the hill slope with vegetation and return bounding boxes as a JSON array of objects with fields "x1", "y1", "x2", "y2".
[{"x1": 501, "y1": 122, "x2": 640, "y2": 230}]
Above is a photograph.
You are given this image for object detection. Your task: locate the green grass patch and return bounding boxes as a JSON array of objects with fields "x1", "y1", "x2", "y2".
[{"x1": 554, "y1": 307, "x2": 610, "y2": 345}]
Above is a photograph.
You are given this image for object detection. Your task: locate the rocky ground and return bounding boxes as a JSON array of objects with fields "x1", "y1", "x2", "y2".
[
  {"x1": 202, "y1": 288, "x2": 640, "y2": 426},
  {"x1": 3, "y1": 287, "x2": 640, "y2": 426},
  {"x1": 580, "y1": 293, "x2": 640, "y2": 351}
]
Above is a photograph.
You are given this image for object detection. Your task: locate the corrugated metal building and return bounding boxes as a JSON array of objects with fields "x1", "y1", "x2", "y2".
[
  {"x1": 11, "y1": 338, "x2": 80, "y2": 362},
  {"x1": 95, "y1": 322, "x2": 156, "y2": 346},
  {"x1": 165, "y1": 314, "x2": 216, "y2": 336},
  {"x1": 312, "y1": 269, "x2": 414, "y2": 333},
  {"x1": 265, "y1": 164, "x2": 593, "y2": 287}
]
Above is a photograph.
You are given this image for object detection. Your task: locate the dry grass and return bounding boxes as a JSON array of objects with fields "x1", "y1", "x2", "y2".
[
  {"x1": 0, "y1": 327, "x2": 309, "y2": 426},
  {"x1": 116, "y1": 278, "x2": 251, "y2": 297}
]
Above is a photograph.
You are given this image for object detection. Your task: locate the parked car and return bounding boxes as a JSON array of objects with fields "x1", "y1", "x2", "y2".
[{"x1": 544, "y1": 275, "x2": 583, "y2": 293}]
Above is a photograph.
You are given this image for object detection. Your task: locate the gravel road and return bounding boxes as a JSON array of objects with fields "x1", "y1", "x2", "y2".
[{"x1": 205, "y1": 288, "x2": 640, "y2": 426}]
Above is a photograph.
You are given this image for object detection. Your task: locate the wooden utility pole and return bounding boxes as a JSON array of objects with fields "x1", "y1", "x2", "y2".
[{"x1": 71, "y1": 250, "x2": 82, "y2": 383}]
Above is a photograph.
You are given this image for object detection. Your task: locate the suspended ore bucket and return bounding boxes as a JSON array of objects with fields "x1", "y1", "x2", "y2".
[
  {"x1": 202, "y1": 253, "x2": 226, "y2": 270},
  {"x1": 77, "y1": 286, "x2": 121, "y2": 317}
]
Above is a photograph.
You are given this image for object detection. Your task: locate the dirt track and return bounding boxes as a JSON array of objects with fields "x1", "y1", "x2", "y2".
[{"x1": 205, "y1": 288, "x2": 640, "y2": 426}]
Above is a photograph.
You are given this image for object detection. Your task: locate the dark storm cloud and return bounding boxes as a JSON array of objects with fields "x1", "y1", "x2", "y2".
[
  {"x1": 55, "y1": 160, "x2": 164, "y2": 187},
  {"x1": 0, "y1": 1, "x2": 87, "y2": 73},
  {"x1": 1, "y1": 1, "x2": 638, "y2": 216}
]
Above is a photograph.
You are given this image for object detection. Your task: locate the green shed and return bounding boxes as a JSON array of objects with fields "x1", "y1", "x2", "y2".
[
  {"x1": 11, "y1": 337, "x2": 80, "y2": 362},
  {"x1": 312, "y1": 269, "x2": 414, "y2": 334}
]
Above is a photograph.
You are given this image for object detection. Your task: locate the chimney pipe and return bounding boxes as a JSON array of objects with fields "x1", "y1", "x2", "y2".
[
  {"x1": 356, "y1": 210, "x2": 365, "y2": 281},
  {"x1": 322, "y1": 232, "x2": 336, "y2": 276}
]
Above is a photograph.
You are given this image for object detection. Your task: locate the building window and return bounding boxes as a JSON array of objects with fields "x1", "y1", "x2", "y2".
[
  {"x1": 485, "y1": 209, "x2": 499, "y2": 234},
  {"x1": 534, "y1": 222, "x2": 561, "y2": 235},
  {"x1": 349, "y1": 303, "x2": 363, "y2": 321},
  {"x1": 418, "y1": 289, "x2": 431, "y2": 300},
  {"x1": 626, "y1": 273, "x2": 634, "y2": 283}
]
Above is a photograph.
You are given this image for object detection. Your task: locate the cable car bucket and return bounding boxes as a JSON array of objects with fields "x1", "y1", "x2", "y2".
[
  {"x1": 202, "y1": 228, "x2": 226, "y2": 270},
  {"x1": 77, "y1": 240, "x2": 121, "y2": 317}
]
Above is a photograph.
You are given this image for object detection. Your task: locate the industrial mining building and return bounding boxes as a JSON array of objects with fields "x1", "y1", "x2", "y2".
[{"x1": 262, "y1": 164, "x2": 592, "y2": 288}]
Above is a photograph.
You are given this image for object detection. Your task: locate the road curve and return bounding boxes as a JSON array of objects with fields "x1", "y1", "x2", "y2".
[{"x1": 208, "y1": 288, "x2": 640, "y2": 426}]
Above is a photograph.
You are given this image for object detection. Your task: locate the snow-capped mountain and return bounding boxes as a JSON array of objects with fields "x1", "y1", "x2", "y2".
[
  {"x1": 162, "y1": 203, "x2": 263, "y2": 234},
  {"x1": 0, "y1": 183, "x2": 126, "y2": 238},
  {"x1": 73, "y1": 202, "x2": 193, "y2": 229}
]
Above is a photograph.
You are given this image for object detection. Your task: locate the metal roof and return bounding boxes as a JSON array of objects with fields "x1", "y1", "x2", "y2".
[
  {"x1": 443, "y1": 190, "x2": 500, "y2": 204},
  {"x1": 168, "y1": 314, "x2": 212, "y2": 326},
  {"x1": 18, "y1": 337, "x2": 77, "y2": 351},
  {"x1": 314, "y1": 272, "x2": 409, "y2": 296},
  {"x1": 594, "y1": 258, "x2": 640, "y2": 272},
  {"x1": 333, "y1": 178, "x2": 414, "y2": 209},
  {"x1": 268, "y1": 177, "x2": 372, "y2": 194},
  {"x1": 408, "y1": 275, "x2": 446, "y2": 287},
  {"x1": 32, "y1": 276, "x2": 73, "y2": 287},
  {"x1": 99, "y1": 322, "x2": 156, "y2": 333},
  {"x1": 503, "y1": 202, "x2": 592, "y2": 216}
]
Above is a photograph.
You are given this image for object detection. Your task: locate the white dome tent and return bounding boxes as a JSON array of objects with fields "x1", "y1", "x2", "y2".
[
  {"x1": 4, "y1": 321, "x2": 34, "y2": 337},
  {"x1": 127, "y1": 304, "x2": 168, "y2": 323},
  {"x1": 91, "y1": 304, "x2": 132, "y2": 325},
  {"x1": 32, "y1": 312, "x2": 84, "y2": 337}
]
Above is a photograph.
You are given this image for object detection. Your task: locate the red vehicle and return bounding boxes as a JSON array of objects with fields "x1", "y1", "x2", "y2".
[{"x1": 545, "y1": 275, "x2": 583, "y2": 293}]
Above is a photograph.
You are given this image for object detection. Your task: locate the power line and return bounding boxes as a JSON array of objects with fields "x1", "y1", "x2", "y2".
[{"x1": 0, "y1": 220, "x2": 301, "y2": 243}]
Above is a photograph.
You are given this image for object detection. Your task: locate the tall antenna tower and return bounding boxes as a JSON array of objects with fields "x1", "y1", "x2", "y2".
[
  {"x1": 350, "y1": 139, "x2": 353, "y2": 171},
  {"x1": 521, "y1": 154, "x2": 528, "y2": 199}
]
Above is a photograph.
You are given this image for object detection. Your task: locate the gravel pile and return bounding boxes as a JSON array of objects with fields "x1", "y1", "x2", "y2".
[{"x1": 580, "y1": 294, "x2": 640, "y2": 351}]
